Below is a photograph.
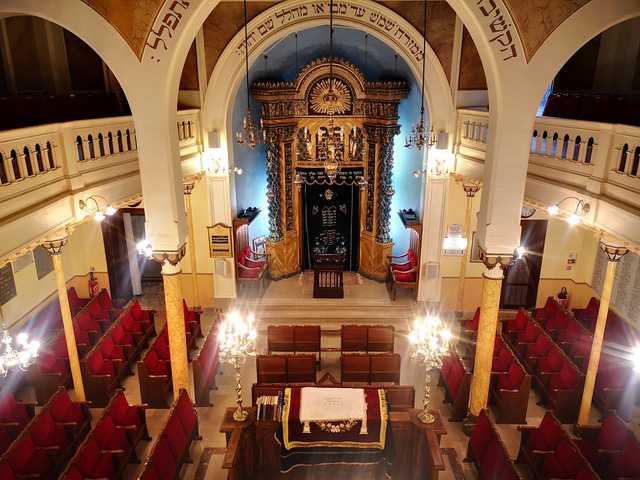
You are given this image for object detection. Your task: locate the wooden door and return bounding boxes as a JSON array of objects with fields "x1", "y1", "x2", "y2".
[
  {"x1": 500, "y1": 220, "x2": 548, "y2": 309},
  {"x1": 100, "y1": 212, "x2": 133, "y2": 303}
]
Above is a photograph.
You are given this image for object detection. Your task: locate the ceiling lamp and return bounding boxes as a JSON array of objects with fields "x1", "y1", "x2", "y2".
[
  {"x1": 0, "y1": 309, "x2": 40, "y2": 376},
  {"x1": 547, "y1": 197, "x2": 590, "y2": 226},
  {"x1": 79, "y1": 195, "x2": 117, "y2": 222},
  {"x1": 235, "y1": 0, "x2": 261, "y2": 149},
  {"x1": 404, "y1": 0, "x2": 436, "y2": 151},
  {"x1": 318, "y1": 0, "x2": 342, "y2": 183}
]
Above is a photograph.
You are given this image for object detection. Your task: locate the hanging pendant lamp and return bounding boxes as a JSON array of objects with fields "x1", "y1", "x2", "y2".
[
  {"x1": 236, "y1": 0, "x2": 261, "y2": 149},
  {"x1": 405, "y1": 0, "x2": 436, "y2": 151}
]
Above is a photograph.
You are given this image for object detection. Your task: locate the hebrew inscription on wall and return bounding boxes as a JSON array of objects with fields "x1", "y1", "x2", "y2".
[
  {"x1": 145, "y1": 0, "x2": 192, "y2": 63},
  {"x1": 475, "y1": 0, "x2": 519, "y2": 62},
  {"x1": 234, "y1": 1, "x2": 425, "y2": 65}
]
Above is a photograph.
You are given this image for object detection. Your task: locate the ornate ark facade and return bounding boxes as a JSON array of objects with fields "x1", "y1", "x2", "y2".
[{"x1": 252, "y1": 58, "x2": 408, "y2": 280}]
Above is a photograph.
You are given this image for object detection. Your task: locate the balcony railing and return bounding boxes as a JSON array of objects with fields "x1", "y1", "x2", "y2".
[
  {"x1": 0, "y1": 110, "x2": 201, "y2": 220},
  {"x1": 456, "y1": 109, "x2": 640, "y2": 209}
]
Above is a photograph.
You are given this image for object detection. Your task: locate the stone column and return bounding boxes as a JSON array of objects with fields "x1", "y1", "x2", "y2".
[
  {"x1": 577, "y1": 242, "x2": 629, "y2": 426},
  {"x1": 467, "y1": 256, "x2": 509, "y2": 421},
  {"x1": 183, "y1": 180, "x2": 201, "y2": 309},
  {"x1": 41, "y1": 233, "x2": 85, "y2": 401},
  {"x1": 456, "y1": 183, "x2": 481, "y2": 317},
  {"x1": 153, "y1": 247, "x2": 191, "y2": 399}
]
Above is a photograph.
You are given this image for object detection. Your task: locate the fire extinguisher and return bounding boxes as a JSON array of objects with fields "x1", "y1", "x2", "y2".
[{"x1": 88, "y1": 267, "x2": 99, "y2": 297}]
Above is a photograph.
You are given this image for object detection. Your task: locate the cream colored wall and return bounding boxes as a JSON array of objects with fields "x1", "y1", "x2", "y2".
[
  {"x1": 536, "y1": 218, "x2": 598, "y2": 309},
  {"x1": 2, "y1": 221, "x2": 108, "y2": 328}
]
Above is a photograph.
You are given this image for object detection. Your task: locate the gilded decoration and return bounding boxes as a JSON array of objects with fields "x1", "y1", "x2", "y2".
[
  {"x1": 309, "y1": 78, "x2": 353, "y2": 115},
  {"x1": 252, "y1": 58, "x2": 406, "y2": 278}
]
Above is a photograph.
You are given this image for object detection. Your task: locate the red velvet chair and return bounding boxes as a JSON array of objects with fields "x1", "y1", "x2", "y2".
[
  {"x1": 491, "y1": 359, "x2": 531, "y2": 424},
  {"x1": 48, "y1": 388, "x2": 91, "y2": 438},
  {"x1": 516, "y1": 412, "x2": 566, "y2": 465},
  {"x1": 236, "y1": 246, "x2": 269, "y2": 294},
  {"x1": 138, "y1": 349, "x2": 172, "y2": 408},
  {"x1": 66, "y1": 437, "x2": 117, "y2": 480},
  {"x1": 387, "y1": 250, "x2": 418, "y2": 300},
  {"x1": 67, "y1": 287, "x2": 89, "y2": 316},
  {"x1": 105, "y1": 390, "x2": 150, "y2": 444},
  {"x1": 0, "y1": 393, "x2": 34, "y2": 440}
]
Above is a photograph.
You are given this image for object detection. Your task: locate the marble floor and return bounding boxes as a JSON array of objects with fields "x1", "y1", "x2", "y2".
[{"x1": 49, "y1": 278, "x2": 639, "y2": 479}]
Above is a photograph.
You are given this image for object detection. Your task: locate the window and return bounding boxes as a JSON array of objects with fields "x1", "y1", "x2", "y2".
[
  {"x1": 531, "y1": 130, "x2": 538, "y2": 153},
  {"x1": 631, "y1": 147, "x2": 640, "y2": 177},
  {"x1": 619, "y1": 144, "x2": 629, "y2": 172},
  {"x1": 561, "y1": 134, "x2": 570, "y2": 159},
  {"x1": 23, "y1": 147, "x2": 33, "y2": 176},
  {"x1": 541, "y1": 131, "x2": 548, "y2": 153},
  {"x1": 187, "y1": 121, "x2": 193, "y2": 139},
  {"x1": 98, "y1": 133, "x2": 105, "y2": 156},
  {"x1": 35, "y1": 144, "x2": 44, "y2": 171},
  {"x1": 46, "y1": 142, "x2": 54, "y2": 169},
  {"x1": 10, "y1": 150, "x2": 20, "y2": 180},
  {"x1": 537, "y1": 82, "x2": 553, "y2": 117},
  {"x1": 572, "y1": 136, "x2": 581, "y2": 161},
  {"x1": 76, "y1": 136, "x2": 84, "y2": 161},
  {"x1": 0, "y1": 154, "x2": 8, "y2": 184},
  {"x1": 585, "y1": 137, "x2": 594, "y2": 164},
  {"x1": 551, "y1": 133, "x2": 559, "y2": 156}
]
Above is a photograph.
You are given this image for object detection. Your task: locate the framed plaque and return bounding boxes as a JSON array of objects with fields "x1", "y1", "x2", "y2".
[
  {"x1": 0, "y1": 263, "x2": 17, "y2": 306},
  {"x1": 207, "y1": 223, "x2": 233, "y2": 258}
]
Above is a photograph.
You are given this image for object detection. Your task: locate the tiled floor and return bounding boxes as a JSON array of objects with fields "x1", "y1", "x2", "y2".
[{"x1": 55, "y1": 279, "x2": 639, "y2": 479}]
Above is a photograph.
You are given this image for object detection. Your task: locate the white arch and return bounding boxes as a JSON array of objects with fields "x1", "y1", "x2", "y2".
[{"x1": 202, "y1": 0, "x2": 455, "y2": 140}]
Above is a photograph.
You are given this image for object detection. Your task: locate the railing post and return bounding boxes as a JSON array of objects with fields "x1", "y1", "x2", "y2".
[
  {"x1": 59, "y1": 123, "x2": 84, "y2": 190},
  {"x1": 588, "y1": 125, "x2": 614, "y2": 194}
]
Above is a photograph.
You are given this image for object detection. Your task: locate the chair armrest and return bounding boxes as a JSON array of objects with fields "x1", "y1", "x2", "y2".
[
  {"x1": 237, "y1": 263, "x2": 262, "y2": 271},
  {"x1": 387, "y1": 254, "x2": 409, "y2": 260}
]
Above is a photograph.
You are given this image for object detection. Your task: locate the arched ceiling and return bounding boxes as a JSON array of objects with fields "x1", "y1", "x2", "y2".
[{"x1": 80, "y1": 0, "x2": 593, "y2": 63}]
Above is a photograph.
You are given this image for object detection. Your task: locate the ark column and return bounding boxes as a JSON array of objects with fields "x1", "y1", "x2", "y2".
[
  {"x1": 183, "y1": 179, "x2": 201, "y2": 309},
  {"x1": 577, "y1": 241, "x2": 628, "y2": 426}
]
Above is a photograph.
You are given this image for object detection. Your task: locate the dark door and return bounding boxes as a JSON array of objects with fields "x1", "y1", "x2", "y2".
[
  {"x1": 100, "y1": 212, "x2": 133, "y2": 304},
  {"x1": 500, "y1": 220, "x2": 548, "y2": 309},
  {"x1": 302, "y1": 183, "x2": 360, "y2": 271},
  {"x1": 130, "y1": 212, "x2": 162, "y2": 282}
]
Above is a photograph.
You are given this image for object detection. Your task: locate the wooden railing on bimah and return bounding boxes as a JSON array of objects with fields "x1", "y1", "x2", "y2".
[
  {"x1": 220, "y1": 403, "x2": 446, "y2": 480},
  {"x1": 193, "y1": 321, "x2": 221, "y2": 407}
]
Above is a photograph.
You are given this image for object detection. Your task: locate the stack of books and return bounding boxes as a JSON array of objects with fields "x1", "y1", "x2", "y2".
[{"x1": 256, "y1": 392, "x2": 284, "y2": 421}]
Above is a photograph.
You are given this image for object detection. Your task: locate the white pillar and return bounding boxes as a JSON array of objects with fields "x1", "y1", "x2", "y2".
[
  {"x1": 417, "y1": 175, "x2": 448, "y2": 303},
  {"x1": 122, "y1": 212, "x2": 142, "y2": 296},
  {"x1": 208, "y1": 173, "x2": 236, "y2": 299}
]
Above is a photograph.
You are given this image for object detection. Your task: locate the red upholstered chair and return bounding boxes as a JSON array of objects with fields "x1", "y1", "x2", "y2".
[
  {"x1": 162, "y1": 415, "x2": 190, "y2": 464},
  {"x1": 547, "y1": 360, "x2": 583, "y2": 422},
  {"x1": 5, "y1": 436, "x2": 53, "y2": 479},
  {"x1": 138, "y1": 349, "x2": 172, "y2": 408},
  {"x1": 48, "y1": 388, "x2": 90, "y2": 437},
  {"x1": 236, "y1": 246, "x2": 269, "y2": 294},
  {"x1": 0, "y1": 462, "x2": 15, "y2": 480},
  {"x1": 387, "y1": 254, "x2": 418, "y2": 300},
  {"x1": 541, "y1": 438, "x2": 590, "y2": 480},
  {"x1": 182, "y1": 299, "x2": 202, "y2": 339},
  {"x1": 88, "y1": 298, "x2": 110, "y2": 331},
  {"x1": 388, "y1": 248, "x2": 416, "y2": 272},
  {"x1": 67, "y1": 287, "x2": 88, "y2": 316},
  {"x1": 75, "y1": 311, "x2": 101, "y2": 345},
  {"x1": 0, "y1": 392, "x2": 34, "y2": 439},
  {"x1": 267, "y1": 325, "x2": 295, "y2": 354},
  {"x1": 0, "y1": 424, "x2": 13, "y2": 456},
  {"x1": 175, "y1": 390, "x2": 199, "y2": 441},
  {"x1": 525, "y1": 333, "x2": 553, "y2": 365},
  {"x1": 33, "y1": 350, "x2": 70, "y2": 406},
  {"x1": 83, "y1": 350, "x2": 119, "y2": 407},
  {"x1": 535, "y1": 296, "x2": 559, "y2": 322},
  {"x1": 30, "y1": 410, "x2": 69, "y2": 451},
  {"x1": 492, "y1": 347, "x2": 513, "y2": 373},
  {"x1": 91, "y1": 416, "x2": 135, "y2": 463},
  {"x1": 461, "y1": 307, "x2": 480, "y2": 336},
  {"x1": 106, "y1": 390, "x2": 150, "y2": 442},
  {"x1": 97, "y1": 289, "x2": 122, "y2": 321},
  {"x1": 131, "y1": 301, "x2": 156, "y2": 335},
  {"x1": 545, "y1": 310, "x2": 571, "y2": 336},
  {"x1": 491, "y1": 360, "x2": 531, "y2": 423},
  {"x1": 516, "y1": 412, "x2": 566, "y2": 465},
  {"x1": 607, "y1": 437, "x2": 640, "y2": 480},
  {"x1": 149, "y1": 437, "x2": 178, "y2": 479},
  {"x1": 503, "y1": 309, "x2": 529, "y2": 343},
  {"x1": 70, "y1": 438, "x2": 117, "y2": 480},
  {"x1": 100, "y1": 335, "x2": 129, "y2": 371},
  {"x1": 576, "y1": 413, "x2": 630, "y2": 471},
  {"x1": 153, "y1": 335, "x2": 171, "y2": 361}
]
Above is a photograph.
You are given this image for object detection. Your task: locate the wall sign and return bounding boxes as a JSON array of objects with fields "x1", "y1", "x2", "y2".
[
  {"x1": 0, "y1": 263, "x2": 16, "y2": 306},
  {"x1": 33, "y1": 246, "x2": 54, "y2": 280},
  {"x1": 208, "y1": 223, "x2": 234, "y2": 258}
]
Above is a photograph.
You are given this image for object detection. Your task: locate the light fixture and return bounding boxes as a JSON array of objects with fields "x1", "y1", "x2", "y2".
[
  {"x1": 235, "y1": 0, "x2": 261, "y2": 149},
  {"x1": 547, "y1": 197, "x2": 590, "y2": 226},
  {"x1": 443, "y1": 235, "x2": 468, "y2": 251},
  {"x1": 515, "y1": 245, "x2": 526, "y2": 259},
  {"x1": 217, "y1": 311, "x2": 257, "y2": 421},
  {"x1": 413, "y1": 169, "x2": 427, "y2": 178},
  {"x1": 79, "y1": 195, "x2": 117, "y2": 222},
  {"x1": 631, "y1": 345, "x2": 640, "y2": 374},
  {"x1": 232, "y1": 166, "x2": 243, "y2": 175},
  {"x1": 136, "y1": 239, "x2": 153, "y2": 259},
  {"x1": 409, "y1": 314, "x2": 452, "y2": 424},
  {"x1": 404, "y1": 0, "x2": 436, "y2": 151},
  {"x1": 0, "y1": 309, "x2": 40, "y2": 376}
]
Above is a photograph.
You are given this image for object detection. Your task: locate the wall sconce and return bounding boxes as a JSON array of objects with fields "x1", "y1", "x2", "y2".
[
  {"x1": 136, "y1": 239, "x2": 153, "y2": 258},
  {"x1": 547, "y1": 197, "x2": 590, "y2": 226},
  {"x1": 515, "y1": 245, "x2": 526, "y2": 259},
  {"x1": 79, "y1": 195, "x2": 117, "y2": 222}
]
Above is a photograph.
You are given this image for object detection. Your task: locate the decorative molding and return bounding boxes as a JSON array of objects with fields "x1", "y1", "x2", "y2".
[
  {"x1": 41, "y1": 234, "x2": 70, "y2": 256},
  {"x1": 151, "y1": 243, "x2": 187, "y2": 266},
  {"x1": 600, "y1": 241, "x2": 629, "y2": 263},
  {"x1": 478, "y1": 245, "x2": 512, "y2": 274},
  {"x1": 462, "y1": 183, "x2": 481, "y2": 198}
]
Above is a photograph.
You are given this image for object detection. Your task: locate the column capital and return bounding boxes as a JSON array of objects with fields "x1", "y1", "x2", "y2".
[
  {"x1": 600, "y1": 241, "x2": 629, "y2": 262},
  {"x1": 462, "y1": 183, "x2": 481, "y2": 198},
  {"x1": 479, "y1": 247, "x2": 511, "y2": 279},
  {"x1": 41, "y1": 233, "x2": 69, "y2": 256},
  {"x1": 183, "y1": 181, "x2": 196, "y2": 196},
  {"x1": 151, "y1": 243, "x2": 187, "y2": 269}
]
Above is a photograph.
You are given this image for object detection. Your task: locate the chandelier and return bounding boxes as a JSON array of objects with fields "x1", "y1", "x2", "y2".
[
  {"x1": 405, "y1": 0, "x2": 436, "y2": 151},
  {"x1": 0, "y1": 311, "x2": 40, "y2": 376},
  {"x1": 217, "y1": 311, "x2": 257, "y2": 421},
  {"x1": 409, "y1": 314, "x2": 452, "y2": 423},
  {"x1": 235, "y1": 0, "x2": 261, "y2": 149}
]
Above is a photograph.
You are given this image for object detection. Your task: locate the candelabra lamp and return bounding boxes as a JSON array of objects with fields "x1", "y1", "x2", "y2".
[
  {"x1": 218, "y1": 311, "x2": 257, "y2": 421},
  {"x1": 409, "y1": 315, "x2": 452, "y2": 424},
  {"x1": 0, "y1": 309, "x2": 40, "y2": 376}
]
